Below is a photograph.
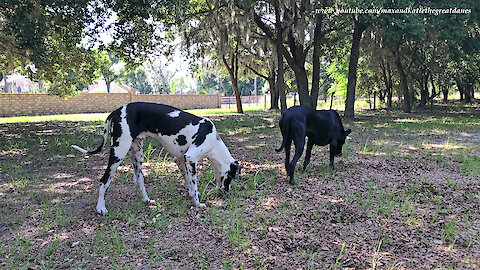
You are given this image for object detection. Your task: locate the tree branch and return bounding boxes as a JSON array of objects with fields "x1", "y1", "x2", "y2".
[{"x1": 245, "y1": 65, "x2": 269, "y2": 80}]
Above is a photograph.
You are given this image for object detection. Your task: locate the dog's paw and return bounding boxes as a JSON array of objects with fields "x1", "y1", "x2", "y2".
[
  {"x1": 197, "y1": 203, "x2": 206, "y2": 208},
  {"x1": 96, "y1": 206, "x2": 108, "y2": 216},
  {"x1": 145, "y1": 199, "x2": 156, "y2": 205}
]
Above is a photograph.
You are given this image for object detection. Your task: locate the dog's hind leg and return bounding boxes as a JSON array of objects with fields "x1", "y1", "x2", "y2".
[
  {"x1": 174, "y1": 156, "x2": 187, "y2": 180},
  {"x1": 288, "y1": 132, "x2": 305, "y2": 185},
  {"x1": 97, "y1": 141, "x2": 132, "y2": 215},
  {"x1": 129, "y1": 139, "x2": 155, "y2": 205},
  {"x1": 284, "y1": 139, "x2": 292, "y2": 175},
  {"x1": 303, "y1": 138, "x2": 314, "y2": 172}
]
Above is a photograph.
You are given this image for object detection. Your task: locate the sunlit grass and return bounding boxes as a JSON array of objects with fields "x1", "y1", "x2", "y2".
[
  {"x1": 0, "y1": 112, "x2": 110, "y2": 124},
  {"x1": 0, "y1": 106, "x2": 266, "y2": 124}
]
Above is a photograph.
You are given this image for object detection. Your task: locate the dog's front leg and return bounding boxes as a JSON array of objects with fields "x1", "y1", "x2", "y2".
[
  {"x1": 184, "y1": 157, "x2": 206, "y2": 208},
  {"x1": 329, "y1": 144, "x2": 336, "y2": 170}
]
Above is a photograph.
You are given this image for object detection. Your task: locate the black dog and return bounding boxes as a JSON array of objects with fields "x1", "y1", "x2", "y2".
[{"x1": 276, "y1": 106, "x2": 351, "y2": 184}]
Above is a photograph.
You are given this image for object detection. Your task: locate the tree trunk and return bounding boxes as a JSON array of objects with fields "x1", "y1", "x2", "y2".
[
  {"x1": 252, "y1": 0, "x2": 324, "y2": 110},
  {"x1": 442, "y1": 82, "x2": 449, "y2": 103},
  {"x1": 386, "y1": 62, "x2": 393, "y2": 108},
  {"x1": 231, "y1": 77, "x2": 243, "y2": 113},
  {"x1": 277, "y1": 52, "x2": 287, "y2": 112},
  {"x1": 223, "y1": 50, "x2": 243, "y2": 114},
  {"x1": 393, "y1": 45, "x2": 411, "y2": 113},
  {"x1": 310, "y1": 14, "x2": 324, "y2": 109},
  {"x1": 269, "y1": 73, "x2": 279, "y2": 110},
  {"x1": 345, "y1": 20, "x2": 366, "y2": 118},
  {"x1": 430, "y1": 73, "x2": 436, "y2": 111},
  {"x1": 467, "y1": 74, "x2": 475, "y2": 101},
  {"x1": 274, "y1": 1, "x2": 287, "y2": 112},
  {"x1": 419, "y1": 72, "x2": 429, "y2": 107},
  {"x1": 459, "y1": 84, "x2": 464, "y2": 101},
  {"x1": 380, "y1": 59, "x2": 393, "y2": 108},
  {"x1": 330, "y1": 92, "x2": 335, "y2": 109},
  {"x1": 295, "y1": 68, "x2": 310, "y2": 107},
  {"x1": 2, "y1": 72, "x2": 6, "y2": 93}
]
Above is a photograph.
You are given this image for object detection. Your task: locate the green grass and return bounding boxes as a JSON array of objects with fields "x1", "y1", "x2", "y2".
[{"x1": 1, "y1": 102, "x2": 479, "y2": 268}]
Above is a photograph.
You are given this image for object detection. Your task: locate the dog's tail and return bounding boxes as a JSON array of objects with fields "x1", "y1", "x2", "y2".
[
  {"x1": 72, "y1": 115, "x2": 113, "y2": 155},
  {"x1": 275, "y1": 117, "x2": 289, "y2": 152}
]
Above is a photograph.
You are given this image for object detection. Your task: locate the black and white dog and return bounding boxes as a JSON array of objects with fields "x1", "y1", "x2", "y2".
[
  {"x1": 72, "y1": 102, "x2": 240, "y2": 215},
  {"x1": 276, "y1": 106, "x2": 351, "y2": 184}
]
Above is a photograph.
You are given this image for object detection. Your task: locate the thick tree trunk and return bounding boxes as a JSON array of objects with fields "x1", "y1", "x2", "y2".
[
  {"x1": 295, "y1": 68, "x2": 310, "y2": 108},
  {"x1": 345, "y1": 21, "x2": 366, "y2": 118},
  {"x1": 456, "y1": 77, "x2": 471, "y2": 103},
  {"x1": 420, "y1": 73, "x2": 429, "y2": 107},
  {"x1": 464, "y1": 82, "x2": 473, "y2": 104},
  {"x1": 269, "y1": 74, "x2": 279, "y2": 110},
  {"x1": 393, "y1": 45, "x2": 411, "y2": 113}
]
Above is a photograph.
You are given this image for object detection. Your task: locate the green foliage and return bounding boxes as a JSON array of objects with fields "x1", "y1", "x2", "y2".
[
  {"x1": 122, "y1": 68, "x2": 153, "y2": 94},
  {"x1": 1, "y1": 0, "x2": 479, "y2": 106},
  {"x1": 1, "y1": 0, "x2": 104, "y2": 97},
  {"x1": 327, "y1": 58, "x2": 348, "y2": 98},
  {"x1": 169, "y1": 77, "x2": 189, "y2": 94}
]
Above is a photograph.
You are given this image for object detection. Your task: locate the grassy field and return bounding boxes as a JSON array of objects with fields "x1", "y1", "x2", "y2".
[{"x1": 1, "y1": 103, "x2": 479, "y2": 269}]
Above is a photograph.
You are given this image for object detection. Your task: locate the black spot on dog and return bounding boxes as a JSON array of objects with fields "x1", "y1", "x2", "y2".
[
  {"x1": 176, "y1": 135, "x2": 187, "y2": 146},
  {"x1": 100, "y1": 148, "x2": 121, "y2": 184},
  {"x1": 109, "y1": 109, "x2": 123, "y2": 147},
  {"x1": 193, "y1": 121, "x2": 213, "y2": 147},
  {"x1": 189, "y1": 162, "x2": 196, "y2": 175}
]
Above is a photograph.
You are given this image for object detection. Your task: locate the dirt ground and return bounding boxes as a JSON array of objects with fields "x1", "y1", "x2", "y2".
[{"x1": 1, "y1": 105, "x2": 480, "y2": 269}]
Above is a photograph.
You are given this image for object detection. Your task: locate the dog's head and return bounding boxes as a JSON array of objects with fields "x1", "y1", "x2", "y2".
[
  {"x1": 334, "y1": 128, "x2": 352, "y2": 157},
  {"x1": 221, "y1": 160, "x2": 241, "y2": 193}
]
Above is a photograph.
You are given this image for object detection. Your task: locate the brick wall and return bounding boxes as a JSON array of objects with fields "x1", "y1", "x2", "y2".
[{"x1": 0, "y1": 92, "x2": 221, "y2": 117}]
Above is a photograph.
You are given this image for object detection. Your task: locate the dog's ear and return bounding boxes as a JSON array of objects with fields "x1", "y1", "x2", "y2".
[
  {"x1": 344, "y1": 128, "x2": 352, "y2": 136},
  {"x1": 235, "y1": 161, "x2": 241, "y2": 179}
]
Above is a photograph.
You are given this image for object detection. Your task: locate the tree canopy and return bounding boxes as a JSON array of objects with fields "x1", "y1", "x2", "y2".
[{"x1": 1, "y1": 0, "x2": 479, "y2": 113}]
